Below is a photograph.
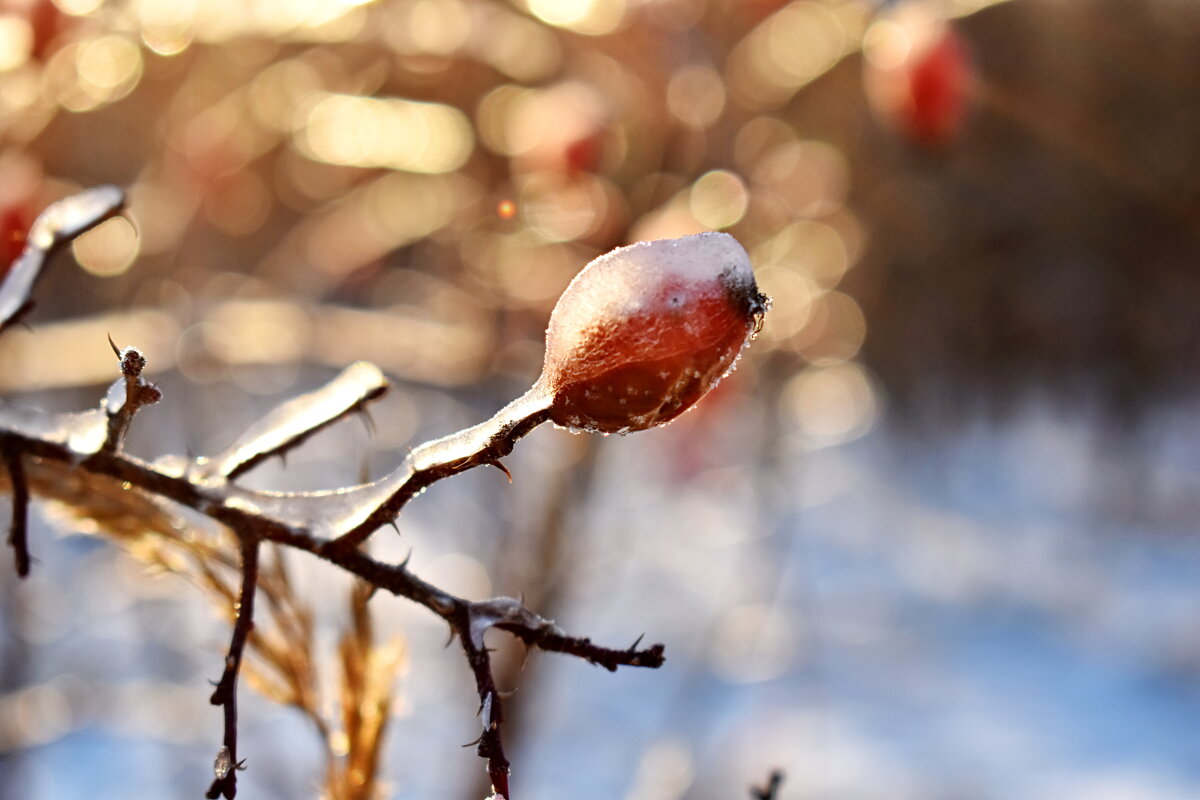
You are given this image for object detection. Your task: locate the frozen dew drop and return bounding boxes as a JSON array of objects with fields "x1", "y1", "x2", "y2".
[{"x1": 214, "y1": 746, "x2": 233, "y2": 780}]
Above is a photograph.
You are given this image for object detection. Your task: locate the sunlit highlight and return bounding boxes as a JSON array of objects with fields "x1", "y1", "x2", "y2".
[
  {"x1": 728, "y1": 0, "x2": 866, "y2": 108},
  {"x1": 248, "y1": 58, "x2": 321, "y2": 131},
  {"x1": 689, "y1": 170, "x2": 749, "y2": 230},
  {"x1": 47, "y1": 35, "x2": 143, "y2": 112},
  {"x1": 297, "y1": 93, "x2": 474, "y2": 174},
  {"x1": 384, "y1": 0, "x2": 472, "y2": 54},
  {"x1": 667, "y1": 64, "x2": 726, "y2": 130},
  {"x1": 136, "y1": 0, "x2": 198, "y2": 55},
  {"x1": 469, "y1": 6, "x2": 561, "y2": 81},
  {"x1": 783, "y1": 363, "x2": 877, "y2": 447},
  {"x1": 520, "y1": 173, "x2": 610, "y2": 242},
  {"x1": 527, "y1": 0, "x2": 625, "y2": 36},
  {"x1": 52, "y1": 0, "x2": 104, "y2": 16},
  {"x1": 0, "y1": 16, "x2": 32, "y2": 72},
  {"x1": 72, "y1": 216, "x2": 140, "y2": 277}
]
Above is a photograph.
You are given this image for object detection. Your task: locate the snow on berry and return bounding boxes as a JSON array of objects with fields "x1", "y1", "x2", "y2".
[{"x1": 536, "y1": 232, "x2": 768, "y2": 434}]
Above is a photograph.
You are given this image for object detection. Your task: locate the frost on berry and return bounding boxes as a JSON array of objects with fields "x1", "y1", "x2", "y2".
[{"x1": 536, "y1": 232, "x2": 768, "y2": 434}]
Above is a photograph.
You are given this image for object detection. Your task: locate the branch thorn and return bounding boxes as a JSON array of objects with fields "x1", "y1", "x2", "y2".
[{"x1": 486, "y1": 459, "x2": 513, "y2": 483}]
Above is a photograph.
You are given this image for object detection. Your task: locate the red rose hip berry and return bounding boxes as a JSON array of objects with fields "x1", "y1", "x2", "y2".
[
  {"x1": 536, "y1": 232, "x2": 768, "y2": 434},
  {"x1": 863, "y1": 6, "x2": 975, "y2": 147}
]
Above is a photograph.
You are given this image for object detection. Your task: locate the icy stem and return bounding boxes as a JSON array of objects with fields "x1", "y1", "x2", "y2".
[{"x1": 0, "y1": 403, "x2": 109, "y2": 457}]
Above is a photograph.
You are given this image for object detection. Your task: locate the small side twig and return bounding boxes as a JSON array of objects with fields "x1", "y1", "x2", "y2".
[
  {"x1": 456, "y1": 613, "x2": 510, "y2": 799},
  {"x1": 3, "y1": 443, "x2": 29, "y2": 577},
  {"x1": 501, "y1": 627, "x2": 666, "y2": 671},
  {"x1": 329, "y1": 388, "x2": 553, "y2": 550},
  {"x1": 198, "y1": 361, "x2": 389, "y2": 481},
  {"x1": 206, "y1": 532, "x2": 261, "y2": 800},
  {"x1": 750, "y1": 769, "x2": 784, "y2": 800},
  {"x1": 101, "y1": 338, "x2": 161, "y2": 453}
]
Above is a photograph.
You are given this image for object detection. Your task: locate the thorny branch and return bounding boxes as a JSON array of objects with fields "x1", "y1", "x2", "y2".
[
  {"x1": 206, "y1": 533, "x2": 260, "y2": 799},
  {"x1": 0, "y1": 188, "x2": 666, "y2": 799}
]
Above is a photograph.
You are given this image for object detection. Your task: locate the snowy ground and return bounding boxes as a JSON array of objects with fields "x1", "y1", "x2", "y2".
[{"x1": 3, "y1": 380, "x2": 1200, "y2": 800}]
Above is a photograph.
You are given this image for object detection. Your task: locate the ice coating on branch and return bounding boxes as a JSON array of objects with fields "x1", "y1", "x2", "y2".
[
  {"x1": 198, "y1": 361, "x2": 388, "y2": 480},
  {"x1": 467, "y1": 597, "x2": 560, "y2": 649},
  {"x1": 221, "y1": 466, "x2": 412, "y2": 540},
  {"x1": 537, "y1": 232, "x2": 767, "y2": 434},
  {"x1": 0, "y1": 402, "x2": 108, "y2": 456},
  {"x1": 0, "y1": 185, "x2": 125, "y2": 331}
]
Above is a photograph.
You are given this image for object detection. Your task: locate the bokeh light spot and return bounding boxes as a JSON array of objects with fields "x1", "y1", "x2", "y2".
[
  {"x1": 0, "y1": 16, "x2": 33, "y2": 72},
  {"x1": 689, "y1": 170, "x2": 749, "y2": 230},
  {"x1": 52, "y1": 0, "x2": 104, "y2": 16},
  {"x1": 527, "y1": 0, "x2": 625, "y2": 36},
  {"x1": 710, "y1": 603, "x2": 800, "y2": 683},
  {"x1": 783, "y1": 362, "x2": 878, "y2": 447},
  {"x1": 667, "y1": 64, "x2": 726, "y2": 129},
  {"x1": 136, "y1": 0, "x2": 197, "y2": 55},
  {"x1": 297, "y1": 93, "x2": 474, "y2": 174},
  {"x1": 72, "y1": 216, "x2": 139, "y2": 277}
]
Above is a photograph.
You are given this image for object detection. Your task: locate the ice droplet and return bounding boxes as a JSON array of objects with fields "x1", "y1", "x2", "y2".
[
  {"x1": 214, "y1": 746, "x2": 232, "y2": 780},
  {"x1": 104, "y1": 377, "x2": 126, "y2": 415}
]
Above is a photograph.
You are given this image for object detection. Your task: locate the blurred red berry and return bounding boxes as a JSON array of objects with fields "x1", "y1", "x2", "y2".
[
  {"x1": 863, "y1": 7, "x2": 975, "y2": 146},
  {"x1": 511, "y1": 83, "x2": 609, "y2": 177},
  {"x1": 537, "y1": 233, "x2": 768, "y2": 434},
  {"x1": 26, "y1": 0, "x2": 67, "y2": 62},
  {"x1": 562, "y1": 133, "x2": 604, "y2": 175},
  {"x1": 0, "y1": 206, "x2": 32, "y2": 279}
]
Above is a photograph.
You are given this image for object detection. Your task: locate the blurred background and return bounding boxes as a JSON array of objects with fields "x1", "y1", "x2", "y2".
[{"x1": 2, "y1": 0, "x2": 1200, "y2": 797}]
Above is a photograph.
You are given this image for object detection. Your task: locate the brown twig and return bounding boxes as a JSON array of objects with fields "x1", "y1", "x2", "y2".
[
  {"x1": 198, "y1": 361, "x2": 389, "y2": 481},
  {"x1": 750, "y1": 770, "x2": 785, "y2": 800},
  {"x1": 328, "y1": 388, "x2": 553, "y2": 551},
  {"x1": 206, "y1": 532, "x2": 260, "y2": 799},
  {"x1": 3, "y1": 442, "x2": 29, "y2": 577},
  {"x1": 102, "y1": 339, "x2": 162, "y2": 453}
]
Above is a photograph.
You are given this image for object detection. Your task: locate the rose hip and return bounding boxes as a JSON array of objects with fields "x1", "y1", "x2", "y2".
[
  {"x1": 536, "y1": 233, "x2": 768, "y2": 434},
  {"x1": 863, "y1": 7, "x2": 975, "y2": 147}
]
